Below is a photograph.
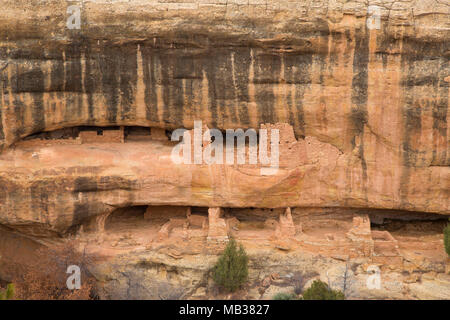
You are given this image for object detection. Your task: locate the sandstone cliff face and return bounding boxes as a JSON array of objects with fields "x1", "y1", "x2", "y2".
[
  {"x1": 0, "y1": 0, "x2": 449, "y2": 299},
  {"x1": 0, "y1": 0, "x2": 448, "y2": 233}
]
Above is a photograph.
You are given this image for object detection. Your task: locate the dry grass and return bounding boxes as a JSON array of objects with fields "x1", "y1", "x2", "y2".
[{"x1": 7, "y1": 241, "x2": 97, "y2": 300}]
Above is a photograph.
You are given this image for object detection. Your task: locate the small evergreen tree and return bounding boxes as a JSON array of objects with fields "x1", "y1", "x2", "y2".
[
  {"x1": 212, "y1": 238, "x2": 249, "y2": 292},
  {"x1": 302, "y1": 280, "x2": 345, "y2": 300},
  {"x1": 0, "y1": 283, "x2": 15, "y2": 300},
  {"x1": 444, "y1": 221, "x2": 450, "y2": 256},
  {"x1": 273, "y1": 292, "x2": 298, "y2": 300}
]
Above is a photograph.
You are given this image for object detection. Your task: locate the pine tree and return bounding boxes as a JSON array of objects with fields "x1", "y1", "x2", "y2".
[{"x1": 212, "y1": 238, "x2": 249, "y2": 292}]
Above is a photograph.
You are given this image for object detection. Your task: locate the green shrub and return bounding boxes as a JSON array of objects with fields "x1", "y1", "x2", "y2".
[
  {"x1": 273, "y1": 292, "x2": 298, "y2": 300},
  {"x1": 444, "y1": 222, "x2": 450, "y2": 256},
  {"x1": 302, "y1": 280, "x2": 345, "y2": 300},
  {"x1": 212, "y1": 238, "x2": 249, "y2": 292},
  {"x1": 0, "y1": 283, "x2": 15, "y2": 300}
]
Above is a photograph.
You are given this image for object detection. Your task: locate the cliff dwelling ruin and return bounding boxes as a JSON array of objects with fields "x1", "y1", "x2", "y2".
[
  {"x1": 21, "y1": 125, "x2": 171, "y2": 145},
  {"x1": 69, "y1": 203, "x2": 448, "y2": 276}
]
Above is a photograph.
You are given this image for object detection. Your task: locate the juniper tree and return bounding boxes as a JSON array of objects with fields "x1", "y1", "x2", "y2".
[{"x1": 212, "y1": 238, "x2": 249, "y2": 292}]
